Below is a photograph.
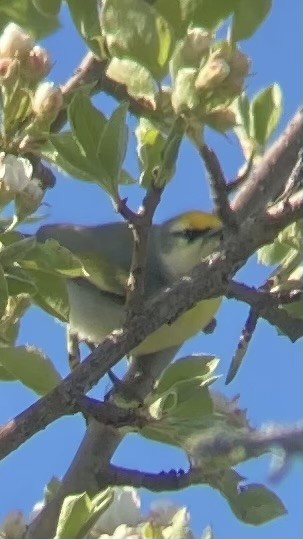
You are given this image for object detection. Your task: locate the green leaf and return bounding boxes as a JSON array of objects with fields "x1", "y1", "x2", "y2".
[
  {"x1": 97, "y1": 102, "x2": 129, "y2": 192},
  {"x1": 66, "y1": 0, "x2": 102, "y2": 56},
  {"x1": 68, "y1": 93, "x2": 107, "y2": 159},
  {"x1": 6, "y1": 266, "x2": 37, "y2": 296},
  {"x1": 74, "y1": 489, "x2": 114, "y2": 539},
  {"x1": 0, "y1": 0, "x2": 59, "y2": 39},
  {"x1": 229, "y1": 483, "x2": 287, "y2": 525},
  {"x1": 55, "y1": 490, "x2": 114, "y2": 539},
  {"x1": 0, "y1": 365, "x2": 15, "y2": 381},
  {"x1": 0, "y1": 295, "x2": 29, "y2": 346},
  {"x1": 101, "y1": 0, "x2": 174, "y2": 80},
  {"x1": 42, "y1": 133, "x2": 105, "y2": 183},
  {"x1": 154, "y1": 0, "x2": 183, "y2": 39},
  {"x1": 0, "y1": 264, "x2": 8, "y2": 319},
  {"x1": 231, "y1": 0, "x2": 272, "y2": 41},
  {"x1": 55, "y1": 493, "x2": 92, "y2": 539},
  {"x1": 106, "y1": 58, "x2": 157, "y2": 107},
  {"x1": 136, "y1": 118, "x2": 166, "y2": 188},
  {"x1": 155, "y1": 354, "x2": 219, "y2": 395},
  {"x1": 0, "y1": 236, "x2": 36, "y2": 267},
  {"x1": 26, "y1": 269, "x2": 69, "y2": 322},
  {"x1": 20, "y1": 239, "x2": 84, "y2": 277},
  {"x1": 32, "y1": 0, "x2": 61, "y2": 17},
  {"x1": 251, "y1": 84, "x2": 282, "y2": 147},
  {"x1": 180, "y1": 0, "x2": 237, "y2": 31},
  {"x1": 155, "y1": 117, "x2": 184, "y2": 186},
  {"x1": 0, "y1": 345, "x2": 62, "y2": 395}
]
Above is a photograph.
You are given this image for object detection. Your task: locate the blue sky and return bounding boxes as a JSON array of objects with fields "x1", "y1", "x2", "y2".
[{"x1": 0, "y1": 1, "x2": 302, "y2": 537}]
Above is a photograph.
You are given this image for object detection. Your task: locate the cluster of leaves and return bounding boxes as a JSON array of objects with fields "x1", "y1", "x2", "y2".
[{"x1": 258, "y1": 219, "x2": 303, "y2": 330}]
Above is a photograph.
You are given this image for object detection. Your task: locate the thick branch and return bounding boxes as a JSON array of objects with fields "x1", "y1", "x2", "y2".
[
  {"x1": 1, "y1": 189, "x2": 302, "y2": 463},
  {"x1": 232, "y1": 107, "x2": 303, "y2": 218}
]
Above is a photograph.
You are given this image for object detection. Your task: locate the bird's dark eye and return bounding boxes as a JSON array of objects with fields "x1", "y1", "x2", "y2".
[{"x1": 173, "y1": 228, "x2": 212, "y2": 242}]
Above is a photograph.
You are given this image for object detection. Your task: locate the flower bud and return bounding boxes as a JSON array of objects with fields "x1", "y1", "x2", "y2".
[
  {"x1": 195, "y1": 58, "x2": 230, "y2": 91},
  {"x1": 229, "y1": 48, "x2": 250, "y2": 78},
  {"x1": 32, "y1": 81, "x2": 63, "y2": 117},
  {"x1": 15, "y1": 178, "x2": 44, "y2": 219},
  {"x1": 1, "y1": 510, "x2": 26, "y2": 539},
  {"x1": 23, "y1": 45, "x2": 51, "y2": 80},
  {"x1": 0, "y1": 153, "x2": 32, "y2": 194},
  {"x1": 204, "y1": 107, "x2": 237, "y2": 132},
  {"x1": 0, "y1": 23, "x2": 33, "y2": 59},
  {"x1": 183, "y1": 28, "x2": 213, "y2": 63},
  {"x1": 0, "y1": 57, "x2": 19, "y2": 81}
]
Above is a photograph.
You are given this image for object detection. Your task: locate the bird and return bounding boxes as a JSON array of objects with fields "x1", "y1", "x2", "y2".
[{"x1": 37, "y1": 210, "x2": 223, "y2": 364}]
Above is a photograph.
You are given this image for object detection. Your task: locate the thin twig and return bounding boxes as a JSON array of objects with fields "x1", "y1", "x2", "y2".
[
  {"x1": 96, "y1": 422, "x2": 303, "y2": 491},
  {"x1": 198, "y1": 143, "x2": 238, "y2": 229},
  {"x1": 115, "y1": 182, "x2": 163, "y2": 316},
  {"x1": 225, "y1": 279, "x2": 303, "y2": 383}
]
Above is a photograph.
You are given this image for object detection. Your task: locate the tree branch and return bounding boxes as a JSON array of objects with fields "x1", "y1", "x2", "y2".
[
  {"x1": 96, "y1": 422, "x2": 303, "y2": 492},
  {"x1": 227, "y1": 280, "x2": 303, "y2": 341},
  {"x1": 2, "y1": 188, "x2": 302, "y2": 464},
  {"x1": 198, "y1": 143, "x2": 238, "y2": 229}
]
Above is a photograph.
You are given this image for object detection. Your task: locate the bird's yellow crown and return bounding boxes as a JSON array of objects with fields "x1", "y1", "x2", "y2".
[{"x1": 171, "y1": 210, "x2": 221, "y2": 232}]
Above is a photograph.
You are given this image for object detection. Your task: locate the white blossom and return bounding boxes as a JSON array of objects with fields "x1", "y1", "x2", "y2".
[
  {"x1": 148, "y1": 499, "x2": 181, "y2": 526},
  {"x1": 0, "y1": 153, "x2": 32, "y2": 193},
  {"x1": 92, "y1": 487, "x2": 141, "y2": 535},
  {"x1": 0, "y1": 23, "x2": 33, "y2": 59}
]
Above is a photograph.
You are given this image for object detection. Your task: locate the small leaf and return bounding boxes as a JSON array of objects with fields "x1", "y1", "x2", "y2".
[
  {"x1": 101, "y1": 0, "x2": 174, "y2": 80},
  {"x1": 55, "y1": 493, "x2": 92, "y2": 539},
  {"x1": 0, "y1": 345, "x2": 62, "y2": 395},
  {"x1": 42, "y1": 133, "x2": 105, "y2": 183},
  {"x1": 32, "y1": 0, "x2": 61, "y2": 17},
  {"x1": 231, "y1": 0, "x2": 272, "y2": 41},
  {"x1": 6, "y1": 266, "x2": 37, "y2": 296},
  {"x1": 135, "y1": 118, "x2": 166, "y2": 188},
  {"x1": 20, "y1": 239, "x2": 84, "y2": 278},
  {"x1": 0, "y1": 365, "x2": 16, "y2": 381},
  {"x1": 0, "y1": 264, "x2": 8, "y2": 319},
  {"x1": 156, "y1": 354, "x2": 219, "y2": 395},
  {"x1": 66, "y1": 0, "x2": 101, "y2": 56},
  {"x1": 106, "y1": 58, "x2": 157, "y2": 108},
  {"x1": 0, "y1": 236, "x2": 36, "y2": 267},
  {"x1": 68, "y1": 93, "x2": 107, "y2": 159},
  {"x1": 251, "y1": 84, "x2": 282, "y2": 147},
  {"x1": 74, "y1": 489, "x2": 114, "y2": 539},
  {"x1": 0, "y1": 295, "x2": 29, "y2": 346},
  {"x1": 0, "y1": 0, "x2": 59, "y2": 39},
  {"x1": 26, "y1": 269, "x2": 69, "y2": 322},
  {"x1": 229, "y1": 483, "x2": 287, "y2": 525},
  {"x1": 156, "y1": 117, "x2": 184, "y2": 186},
  {"x1": 97, "y1": 102, "x2": 129, "y2": 192},
  {"x1": 180, "y1": 0, "x2": 237, "y2": 31}
]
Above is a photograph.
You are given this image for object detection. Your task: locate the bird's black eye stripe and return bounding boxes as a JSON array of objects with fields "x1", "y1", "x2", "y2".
[{"x1": 173, "y1": 228, "x2": 212, "y2": 242}]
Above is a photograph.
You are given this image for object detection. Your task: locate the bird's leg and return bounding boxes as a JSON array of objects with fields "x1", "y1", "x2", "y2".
[{"x1": 66, "y1": 325, "x2": 80, "y2": 371}]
